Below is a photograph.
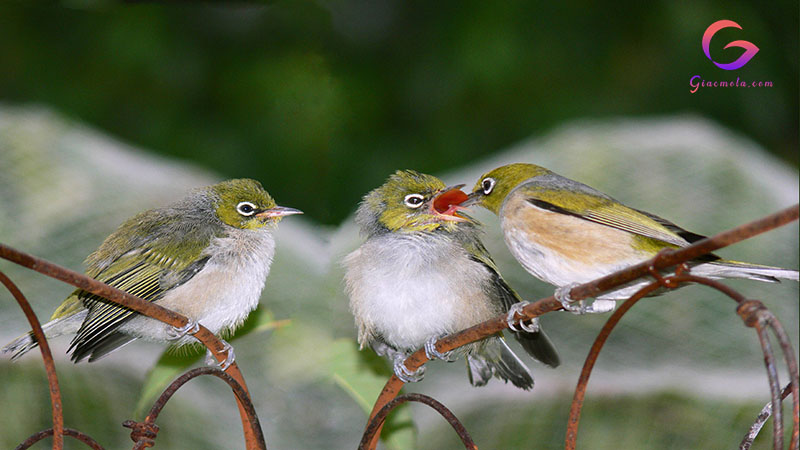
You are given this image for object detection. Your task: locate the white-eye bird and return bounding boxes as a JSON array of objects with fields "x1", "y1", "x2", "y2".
[
  {"x1": 3, "y1": 179, "x2": 302, "y2": 368},
  {"x1": 467, "y1": 163, "x2": 799, "y2": 312},
  {"x1": 343, "y1": 170, "x2": 560, "y2": 390}
]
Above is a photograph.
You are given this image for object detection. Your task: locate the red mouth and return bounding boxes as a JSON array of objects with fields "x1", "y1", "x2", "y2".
[{"x1": 432, "y1": 188, "x2": 469, "y2": 216}]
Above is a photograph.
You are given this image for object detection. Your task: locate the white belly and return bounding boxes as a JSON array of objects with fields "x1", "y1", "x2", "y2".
[
  {"x1": 122, "y1": 229, "x2": 276, "y2": 343},
  {"x1": 344, "y1": 233, "x2": 496, "y2": 352}
]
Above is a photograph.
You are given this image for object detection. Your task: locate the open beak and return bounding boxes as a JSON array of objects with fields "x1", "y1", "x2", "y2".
[
  {"x1": 459, "y1": 190, "x2": 483, "y2": 208},
  {"x1": 256, "y1": 205, "x2": 304, "y2": 219},
  {"x1": 430, "y1": 184, "x2": 470, "y2": 221}
]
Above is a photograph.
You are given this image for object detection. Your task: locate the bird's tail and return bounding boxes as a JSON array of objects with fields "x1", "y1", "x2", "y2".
[
  {"x1": 2, "y1": 311, "x2": 85, "y2": 361},
  {"x1": 694, "y1": 260, "x2": 799, "y2": 283},
  {"x1": 466, "y1": 336, "x2": 534, "y2": 390},
  {"x1": 513, "y1": 327, "x2": 560, "y2": 368}
]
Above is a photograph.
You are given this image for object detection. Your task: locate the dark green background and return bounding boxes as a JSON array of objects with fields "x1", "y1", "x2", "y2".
[{"x1": 0, "y1": 1, "x2": 796, "y2": 225}]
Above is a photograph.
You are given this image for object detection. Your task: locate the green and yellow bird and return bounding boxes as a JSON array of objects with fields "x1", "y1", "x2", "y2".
[
  {"x1": 467, "y1": 163, "x2": 798, "y2": 312},
  {"x1": 343, "y1": 170, "x2": 559, "y2": 390},
  {"x1": 3, "y1": 179, "x2": 301, "y2": 368}
]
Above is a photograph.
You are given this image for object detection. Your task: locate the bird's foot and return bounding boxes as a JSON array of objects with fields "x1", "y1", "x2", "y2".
[
  {"x1": 205, "y1": 339, "x2": 235, "y2": 371},
  {"x1": 506, "y1": 301, "x2": 540, "y2": 332},
  {"x1": 424, "y1": 335, "x2": 454, "y2": 362},
  {"x1": 167, "y1": 319, "x2": 200, "y2": 340},
  {"x1": 555, "y1": 283, "x2": 610, "y2": 314},
  {"x1": 392, "y1": 353, "x2": 425, "y2": 383}
]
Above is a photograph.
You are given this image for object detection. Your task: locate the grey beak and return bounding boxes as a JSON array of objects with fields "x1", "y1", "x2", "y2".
[
  {"x1": 256, "y1": 206, "x2": 304, "y2": 218},
  {"x1": 460, "y1": 190, "x2": 483, "y2": 207}
]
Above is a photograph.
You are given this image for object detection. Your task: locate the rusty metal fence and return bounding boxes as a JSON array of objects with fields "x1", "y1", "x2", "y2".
[{"x1": 1, "y1": 204, "x2": 798, "y2": 450}]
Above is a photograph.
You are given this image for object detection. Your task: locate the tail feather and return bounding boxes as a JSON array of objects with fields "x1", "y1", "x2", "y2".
[
  {"x1": 695, "y1": 261, "x2": 799, "y2": 283},
  {"x1": 514, "y1": 328, "x2": 560, "y2": 368},
  {"x1": 466, "y1": 337, "x2": 534, "y2": 390},
  {"x1": 2, "y1": 311, "x2": 86, "y2": 361},
  {"x1": 2, "y1": 332, "x2": 39, "y2": 361}
]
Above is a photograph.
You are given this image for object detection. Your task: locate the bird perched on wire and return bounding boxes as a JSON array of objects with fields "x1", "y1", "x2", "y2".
[
  {"x1": 343, "y1": 170, "x2": 559, "y2": 390},
  {"x1": 466, "y1": 163, "x2": 799, "y2": 313},
  {"x1": 3, "y1": 179, "x2": 302, "y2": 368}
]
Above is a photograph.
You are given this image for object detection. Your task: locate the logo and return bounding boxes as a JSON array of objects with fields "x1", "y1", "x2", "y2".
[{"x1": 702, "y1": 20, "x2": 759, "y2": 70}]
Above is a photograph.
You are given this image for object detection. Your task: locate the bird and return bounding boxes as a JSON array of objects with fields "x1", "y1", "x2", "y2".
[
  {"x1": 466, "y1": 162, "x2": 799, "y2": 313},
  {"x1": 3, "y1": 178, "x2": 302, "y2": 368},
  {"x1": 343, "y1": 170, "x2": 560, "y2": 390}
]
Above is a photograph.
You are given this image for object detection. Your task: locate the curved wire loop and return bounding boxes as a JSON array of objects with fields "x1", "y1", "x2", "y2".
[
  {"x1": 123, "y1": 366, "x2": 265, "y2": 449},
  {"x1": 565, "y1": 270, "x2": 799, "y2": 450},
  {"x1": 0, "y1": 244, "x2": 266, "y2": 450},
  {"x1": 0, "y1": 271, "x2": 68, "y2": 450},
  {"x1": 359, "y1": 393, "x2": 476, "y2": 450},
  {"x1": 14, "y1": 427, "x2": 105, "y2": 450}
]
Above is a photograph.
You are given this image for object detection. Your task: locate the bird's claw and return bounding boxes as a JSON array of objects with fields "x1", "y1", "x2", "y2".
[
  {"x1": 205, "y1": 339, "x2": 235, "y2": 371},
  {"x1": 167, "y1": 319, "x2": 200, "y2": 340},
  {"x1": 424, "y1": 336, "x2": 454, "y2": 361},
  {"x1": 555, "y1": 283, "x2": 607, "y2": 314},
  {"x1": 392, "y1": 353, "x2": 425, "y2": 383},
  {"x1": 507, "y1": 301, "x2": 539, "y2": 332}
]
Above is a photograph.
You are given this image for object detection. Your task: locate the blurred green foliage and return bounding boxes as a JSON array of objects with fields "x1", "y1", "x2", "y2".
[
  {"x1": 420, "y1": 392, "x2": 784, "y2": 449},
  {"x1": 0, "y1": 1, "x2": 796, "y2": 225}
]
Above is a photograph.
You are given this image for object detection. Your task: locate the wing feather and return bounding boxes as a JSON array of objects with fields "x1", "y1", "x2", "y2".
[{"x1": 519, "y1": 174, "x2": 694, "y2": 248}]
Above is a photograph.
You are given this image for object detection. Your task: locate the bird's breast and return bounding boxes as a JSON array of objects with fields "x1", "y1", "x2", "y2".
[
  {"x1": 344, "y1": 234, "x2": 497, "y2": 352},
  {"x1": 501, "y1": 194, "x2": 648, "y2": 286},
  {"x1": 154, "y1": 229, "x2": 276, "y2": 336}
]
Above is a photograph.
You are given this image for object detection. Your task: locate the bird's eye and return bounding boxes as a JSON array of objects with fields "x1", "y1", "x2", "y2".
[
  {"x1": 236, "y1": 201, "x2": 257, "y2": 216},
  {"x1": 481, "y1": 177, "x2": 496, "y2": 195},
  {"x1": 403, "y1": 193, "x2": 425, "y2": 208}
]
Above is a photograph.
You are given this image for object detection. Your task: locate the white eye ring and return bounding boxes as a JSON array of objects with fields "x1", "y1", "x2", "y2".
[
  {"x1": 481, "y1": 177, "x2": 496, "y2": 195},
  {"x1": 403, "y1": 193, "x2": 425, "y2": 208},
  {"x1": 236, "y1": 201, "x2": 257, "y2": 216}
]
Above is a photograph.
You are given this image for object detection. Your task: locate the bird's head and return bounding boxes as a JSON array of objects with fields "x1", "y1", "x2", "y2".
[
  {"x1": 212, "y1": 179, "x2": 302, "y2": 230},
  {"x1": 357, "y1": 170, "x2": 470, "y2": 235},
  {"x1": 466, "y1": 163, "x2": 550, "y2": 214}
]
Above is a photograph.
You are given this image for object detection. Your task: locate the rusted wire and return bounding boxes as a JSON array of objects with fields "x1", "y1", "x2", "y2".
[
  {"x1": 768, "y1": 313, "x2": 800, "y2": 448},
  {"x1": 362, "y1": 205, "x2": 799, "y2": 450},
  {"x1": 565, "y1": 273, "x2": 799, "y2": 450},
  {"x1": 0, "y1": 243, "x2": 265, "y2": 450},
  {"x1": 123, "y1": 366, "x2": 265, "y2": 450},
  {"x1": 2, "y1": 205, "x2": 797, "y2": 449},
  {"x1": 741, "y1": 383, "x2": 794, "y2": 450},
  {"x1": 0, "y1": 270, "x2": 65, "y2": 450},
  {"x1": 564, "y1": 276, "x2": 663, "y2": 449},
  {"x1": 358, "y1": 393, "x2": 476, "y2": 450},
  {"x1": 686, "y1": 275, "x2": 799, "y2": 450},
  {"x1": 14, "y1": 427, "x2": 104, "y2": 450}
]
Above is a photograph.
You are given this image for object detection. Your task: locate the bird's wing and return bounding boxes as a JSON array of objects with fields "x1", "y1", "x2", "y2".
[
  {"x1": 462, "y1": 237, "x2": 523, "y2": 311},
  {"x1": 69, "y1": 217, "x2": 217, "y2": 362},
  {"x1": 519, "y1": 174, "x2": 694, "y2": 248},
  {"x1": 461, "y1": 234, "x2": 561, "y2": 367}
]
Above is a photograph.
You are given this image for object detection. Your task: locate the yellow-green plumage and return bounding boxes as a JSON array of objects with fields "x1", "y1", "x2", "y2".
[
  {"x1": 470, "y1": 163, "x2": 798, "y2": 302},
  {"x1": 4, "y1": 178, "x2": 300, "y2": 363},
  {"x1": 358, "y1": 170, "x2": 461, "y2": 234},
  {"x1": 345, "y1": 169, "x2": 559, "y2": 390}
]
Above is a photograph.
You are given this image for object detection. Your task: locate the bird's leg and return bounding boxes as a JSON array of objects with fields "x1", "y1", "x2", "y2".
[
  {"x1": 424, "y1": 335, "x2": 455, "y2": 362},
  {"x1": 205, "y1": 339, "x2": 235, "y2": 371},
  {"x1": 506, "y1": 301, "x2": 540, "y2": 332},
  {"x1": 555, "y1": 283, "x2": 615, "y2": 314},
  {"x1": 555, "y1": 283, "x2": 591, "y2": 314},
  {"x1": 392, "y1": 352, "x2": 425, "y2": 383},
  {"x1": 166, "y1": 319, "x2": 200, "y2": 340}
]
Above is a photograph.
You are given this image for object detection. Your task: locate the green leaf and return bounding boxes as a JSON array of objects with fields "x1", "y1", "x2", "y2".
[{"x1": 328, "y1": 339, "x2": 416, "y2": 450}]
